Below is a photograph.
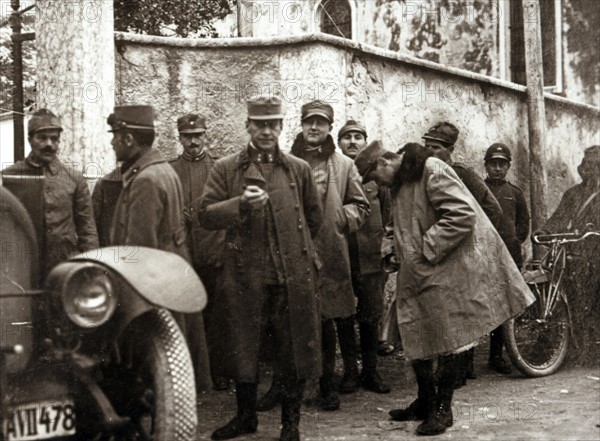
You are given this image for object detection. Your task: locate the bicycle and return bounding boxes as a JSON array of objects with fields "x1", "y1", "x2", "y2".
[{"x1": 503, "y1": 230, "x2": 600, "y2": 377}]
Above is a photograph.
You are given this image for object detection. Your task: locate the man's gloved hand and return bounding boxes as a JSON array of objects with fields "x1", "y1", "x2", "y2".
[{"x1": 241, "y1": 185, "x2": 269, "y2": 211}]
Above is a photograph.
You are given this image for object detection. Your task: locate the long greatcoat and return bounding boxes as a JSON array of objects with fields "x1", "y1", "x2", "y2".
[
  {"x1": 291, "y1": 134, "x2": 370, "y2": 319},
  {"x1": 198, "y1": 146, "x2": 323, "y2": 382},
  {"x1": 383, "y1": 155, "x2": 535, "y2": 360},
  {"x1": 110, "y1": 148, "x2": 189, "y2": 259},
  {"x1": 110, "y1": 147, "x2": 211, "y2": 389}
]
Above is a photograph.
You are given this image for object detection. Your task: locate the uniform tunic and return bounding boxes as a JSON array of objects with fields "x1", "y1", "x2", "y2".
[
  {"x1": 3, "y1": 156, "x2": 98, "y2": 275},
  {"x1": 485, "y1": 178, "x2": 530, "y2": 267}
]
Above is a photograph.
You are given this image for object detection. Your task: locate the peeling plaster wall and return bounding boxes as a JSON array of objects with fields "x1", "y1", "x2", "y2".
[
  {"x1": 115, "y1": 34, "x2": 599, "y2": 217},
  {"x1": 225, "y1": 0, "x2": 598, "y2": 107}
]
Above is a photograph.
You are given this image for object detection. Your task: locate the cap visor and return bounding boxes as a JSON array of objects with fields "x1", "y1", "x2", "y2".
[
  {"x1": 486, "y1": 154, "x2": 510, "y2": 161},
  {"x1": 179, "y1": 128, "x2": 207, "y2": 134},
  {"x1": 248, "y1": 115, "x2": 284, "y2": 121},
  {"x1": 302, "y1": 111, "x2": 332, "y2": 123}
]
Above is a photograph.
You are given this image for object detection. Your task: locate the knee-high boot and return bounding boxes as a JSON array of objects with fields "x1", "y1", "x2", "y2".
[
  {"x1": 280, "y1": 379, "x2": 305, "y2": 441},
  {"x1": 336, "y1": 317, "x2": 360, "y2": 393},
  {"x1": 319, "y1": 319, "x2": 340, "y2": 411},
  {"x1": 359, "y1": 322, "x2": 390, "y2": 393},
  {"x1": 389, "y1": 358, "x2": 435, "y2": 421},
  {"x1": 489, "y1": 327, "x2": 512, "y2": 374},
  {"x1": 417, "y1": 354, "x2": 457, "y2": 436},
  {"x1": 211, "y1": 382, "x2": 258, "y2": 440}
]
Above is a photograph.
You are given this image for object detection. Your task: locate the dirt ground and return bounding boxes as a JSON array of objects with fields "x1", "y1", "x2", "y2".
[{"x1": 194, "y1": 348, "x2": 600, "y2": 441}]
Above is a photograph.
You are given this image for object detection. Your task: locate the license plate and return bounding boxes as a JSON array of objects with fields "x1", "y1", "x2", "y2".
[{"x1": 3, "y1": 400, "x2": 76, "y2": 440}]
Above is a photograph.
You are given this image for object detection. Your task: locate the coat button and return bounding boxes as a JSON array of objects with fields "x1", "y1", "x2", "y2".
[
  {"x1": 298, "y1": 225, "x2": 303, "y2": 231},
  {"x1": 295, "y1": 204, "x2": 300, "y2": 210},
  {"x1": 289, "y1": 183, "x2": 296, "y2": 188},
  {"x1": 306, "y1": 268, "x2": 310, "y2": 273}
]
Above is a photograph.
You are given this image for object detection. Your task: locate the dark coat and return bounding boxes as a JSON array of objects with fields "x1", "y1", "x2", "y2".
[
  {"x1": 198, "y1": 146, "x2": 323, "y2": 382},
  {"x1": 383, "y1": 153, "x2": 534, "y2": 360},
  {"x1": 110, "y1": 149, "x2": 189, "y2": 260},
  {"x1": 451, "y1": 162, "x2": 502, "y2": 229},
  {"x1": 485, "y1": 178, "x2": 530, "y2": 266},
  {"x1": 169, "y1": 154, "x2": 225, "y2": 269},
  {"x1": 92, "y1": 168, "x2": 122, "y2": 247},
  {"x1": 3, "y1": 156, "x2": 99, "y2": 273},
  {"x1": 353, "y1": 181, "x2": 390, "y2": 275},
  {"x1": 291, "y1": 134, "x2": 370, "y2": 318}
]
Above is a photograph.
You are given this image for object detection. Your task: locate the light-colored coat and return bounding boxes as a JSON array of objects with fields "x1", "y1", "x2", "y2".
[{"x1": 383, "y1": 157, "x2": 535, "y2": 360}]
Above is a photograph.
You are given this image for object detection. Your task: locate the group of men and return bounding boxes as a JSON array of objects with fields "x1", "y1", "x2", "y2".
[{"x1": 2, "y1": 99, "x2": 598, "y2": 440}]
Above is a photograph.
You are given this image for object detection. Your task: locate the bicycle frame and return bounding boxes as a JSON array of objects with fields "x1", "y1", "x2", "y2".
[
  {"x1": 528, "y1": 231, "x2": 600, "y2": 344},
  {"x1": 504, "y1": 230, "x2": 599, "y2": 377}
]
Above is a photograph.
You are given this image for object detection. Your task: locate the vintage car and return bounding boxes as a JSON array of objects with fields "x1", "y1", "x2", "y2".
[{"x1": 0, "y1": 184, "x2": 205, "y2": 441}]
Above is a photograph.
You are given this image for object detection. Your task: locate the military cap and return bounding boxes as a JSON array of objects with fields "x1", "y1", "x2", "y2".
[
  {"x1": 28, "y1": 108, "x2": 63, "y2": 134},
  {"x1": 338, "y1": 119, "x2": 367, "y2": 140},
  {"x1": 107, "y1": 105, "x2": 155, "y2": 132},
  {"x1": 354, "y1": 140, "x2": 390, "y2": 183},
  {"x1": 247, "y1": 95, "x2": 284, "y2": 120},
  {"x1": 485, "y1": 143, "x2": 512, "y2": 162},
  {"x1": 301, "y1": 100, "x2": 334, "y2": 123},
  {"x1": 177, "y1": 113, "x2": 207, "y2": 134},
  {"x1": 422, "y1": 121, "x2": 459, "y2": 146}
]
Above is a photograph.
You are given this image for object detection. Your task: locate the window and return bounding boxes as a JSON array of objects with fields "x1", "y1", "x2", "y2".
[
  {"x1": 508, "y1": 0, "x2": 563, "y2": 92},
  {"x1": 317, "y1": 0, "x2": 352, "y2": 40}
]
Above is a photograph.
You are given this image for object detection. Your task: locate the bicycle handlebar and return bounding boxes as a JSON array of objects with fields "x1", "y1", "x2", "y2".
[{"x1": 533, "y1": 231, "x2": 600, "y2": 245}]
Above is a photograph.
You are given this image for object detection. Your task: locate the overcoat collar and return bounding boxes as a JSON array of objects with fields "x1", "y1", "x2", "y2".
[
  {"x1": 290, "y1": 132, "x2": 336, "y2": 160},
  {"x1": 122, "y1": 148, "x2": 166, "y2": 183}
]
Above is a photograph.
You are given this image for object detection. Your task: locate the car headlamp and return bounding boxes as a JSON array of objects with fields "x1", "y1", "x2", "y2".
[{"x1": 62, "y1": 266, "x2": 117, "y2": 328}]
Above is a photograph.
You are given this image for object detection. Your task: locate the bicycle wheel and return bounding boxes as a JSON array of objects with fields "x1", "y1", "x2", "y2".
[{"x1": 503, "y1": 282, "x2": 571, "y2": 377}]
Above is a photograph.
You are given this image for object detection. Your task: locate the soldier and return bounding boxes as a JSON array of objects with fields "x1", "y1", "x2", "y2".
[
  {"x1": 170, "y1": 113, "x2": 227, "y2": 391},
  {"x1": 258, "y1": 102, "x2": 370, "y2": 413},
  {"x1": 2, "y1": 109, "x2": 98, "y2": 276},
  {"x1": 422, "y1": 121, "x2": 503, "y2": 385},
  {"x1": 336, "y1": 120, "x2": 391, "y2": 394},
  {"x1": 106, "y1": 104, "x2": 211, "y2": 388},
  {"x1": 199, "y1": 96, "x2": 323, "y2": 441},
  {"x1": 354, "y1": 141, "x2": 534, "y2": 436},
  {"x1": 484, "y1": 142, "x2": 530, "y2": 375}
]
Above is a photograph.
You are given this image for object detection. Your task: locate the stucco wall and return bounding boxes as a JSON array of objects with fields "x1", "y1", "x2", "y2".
[
  {"x1": 219, "y1": 0, "x2": 599, "y2": 107},
  {"x1": 115, "y1": 32, "x2": 599, "y2": 218}
]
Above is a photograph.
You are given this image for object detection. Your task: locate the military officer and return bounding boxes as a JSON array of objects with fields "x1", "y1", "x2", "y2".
[
  {"x1": 107, "y1": 105, "x2": 211, "y2": 389},
  {"x1": 199, "y1": 96, "x2": 323, "y2": 441},
  {"x1": 170, "y1": 113, "x2": 227, "y2": 391}
]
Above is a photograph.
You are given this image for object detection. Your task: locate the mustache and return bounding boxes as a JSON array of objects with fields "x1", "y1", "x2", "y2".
[{"x1": 42, "y1": 147, "x2": 57, "y2": 153}]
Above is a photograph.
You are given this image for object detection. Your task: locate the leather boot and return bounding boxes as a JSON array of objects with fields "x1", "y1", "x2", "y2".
[
  {"x1": 465, "y1": 348, "x2": 477, "y2": 379},
  {"x1": 454, "y1": 352, "x2": 467, "y2": 389},
  {"x1": 280, "y1": 379, "x2": 305, "y2": 441},
  {"x1": 211, "y1": 382, "x2": 258, "y2": 440},
  {"x1": 336, "y1": 317, "x2": 360, "y2": 394},
  {"x1": 257, "y1": 373, "x2": 283, "y2": 411},
  {"x1": 320, "y1": 319, "x2": 340, "y2": 411},
  {"x1": 489, "y1": 327, "x2": 512, "y2": 374},
  {"x1": 417, "y1": 354, "x2": 456, "y2": 436},
  {"x1": 359, "y1": 322, "x2": 390, "y2": 394},
  {"x1": 389, "y1": 359, "x2": 435, "y2": 421}
]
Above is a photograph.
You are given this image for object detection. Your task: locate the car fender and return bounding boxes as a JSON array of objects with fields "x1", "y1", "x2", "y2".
[{"x1": 70, "y1": 246, "x2": 206, "y2": 313}]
